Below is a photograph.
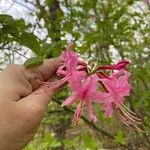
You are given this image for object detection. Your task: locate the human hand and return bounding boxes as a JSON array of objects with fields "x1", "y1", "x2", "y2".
[{"x1": 0, "y1": 58, "x2": 61, "y2": 150}]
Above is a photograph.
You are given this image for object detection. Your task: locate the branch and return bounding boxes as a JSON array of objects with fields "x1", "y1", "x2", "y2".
[
  {"x1": 53, "y1": 99, "x2": 126, "y2": 147},
  {"x1": 10, "y1": 49, "x2": 28, "y2": 59},
  {"x1": 13, "y1": 0, "x2": 36, "y2": 12}
]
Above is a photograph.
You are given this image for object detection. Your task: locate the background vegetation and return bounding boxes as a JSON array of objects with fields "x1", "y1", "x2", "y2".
[{"x1": 0, "y1": 0, "x2": 150, "y2": 149}]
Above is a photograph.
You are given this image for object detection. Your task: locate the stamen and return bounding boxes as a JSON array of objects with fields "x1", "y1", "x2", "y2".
[
  {"x1": 116, "y1": 100, "x2": 141, "y2": 121},
  {"x1": 121, "y1": 103, "x2": 137, "y2": 115},
  {"x1": 115, "y1": 107, "x2": 144, "y2": 132},
  {"x1": 35, "y1": 86, "x2": 51, "y2": 94},
  {"x1": 42, "y1": 75, "x2": 70, "y2": 88},
  {"x1": 119, "y1": 114, "x2": 143, "y2": 132},
  {"x1": 120, "y1": 107, "x2": 141, "y2": 123}
]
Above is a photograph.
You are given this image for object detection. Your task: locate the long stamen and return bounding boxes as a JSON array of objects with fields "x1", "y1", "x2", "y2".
[
  {"x1": 121, "y1": 103, "x2": 137, "y2": 115},
  {"x1": 120, "y1": 107, "x2": 141, "y2": 123},
  {"x1": 115, "y1": 106, "x2": 144, "y2": 132},
  {"x1": 118, "y1": 113, "x2": 143, "y2": 132},
  {"x1": 35, "y1": 86, "x2": 52, "y2": 94},
  {"x1": 118, "y1": 113, "x2": 133, "y2": 126},
  {"x1": 116, "y1": 99, "x2": 141, "y2": 121},
  {"x1": 120, "y1": 109, "x2": 141, "y2": 125},
  {"x1": 42, "y1": 75, "x2": 70, "y2": 88}
]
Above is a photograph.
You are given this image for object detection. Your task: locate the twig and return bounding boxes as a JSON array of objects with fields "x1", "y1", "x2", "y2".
[
  {"x1": 13, "y1": 0, "x2": 36, "y2": 12},
  {"x1": 8, "y1": 49, "x2": 28, "y2": 59},
  {"x1": 53, "y1": 99, "x2": 126, "y2": 147}
]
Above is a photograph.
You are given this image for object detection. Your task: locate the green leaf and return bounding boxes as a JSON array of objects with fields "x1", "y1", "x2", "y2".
[
  {"x1": 17, "y1": 32, "x2": 42, "y2": 56},
  {"x1": 0, "y1": 14, "x2": 26, "y2": 35},
  {"x1": 0, "y1": 14, "x2": 13, "y2": 24},
  {"x1": 42, "y1": 133, "x2": 61, "y2": 148},
  {"x1": 23, "y1": 142, "x2": 36, "y2": 150},
  {"x1": 0, "y1": 14, "x2": 43, "y2": 56},
  {"x1": 114, "y1": 130, "x2": 126, "y2": 145},
  {"x1": 24, "y1": 57, "x2": 43, "y2": 68},
  {"x1": 82, "y1": 133, "x2": 101, "y2": 149}
]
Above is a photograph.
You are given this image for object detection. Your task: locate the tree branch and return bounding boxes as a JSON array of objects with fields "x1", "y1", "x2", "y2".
[{"x1": 53, "y1": 99, "x2": 126, "y2": 147}]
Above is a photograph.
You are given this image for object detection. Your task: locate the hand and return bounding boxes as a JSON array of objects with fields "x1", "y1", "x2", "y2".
[{"x1": 0, "y1": 58, "x2": 61, "y2": 150}]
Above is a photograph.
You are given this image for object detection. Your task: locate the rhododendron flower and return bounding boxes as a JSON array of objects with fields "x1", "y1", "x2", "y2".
[
  {"x1": 98, "y1": 69, "x2": 142, "y2": 131},
  {"x1": 57, "y1": 43, "x2": 86, "y2": 88},
  {"x1": 99, "y1": 69, "x2": 131, "y2": 117},
  {"x1": 42, "y1": 43, "x2": 142, "y2": 131},
  {"x1": 43, "y1": 43, "x2": 86, "y2": 89},
  {"x1": 61, "y1": 75, "x2": 104, "y2": 123},
  {"x1": 56, "y1": 43, "x2": 78, "y2": 76},
  {"x1": 57, "y1": 43, "x2": 86, "y2": 76}
]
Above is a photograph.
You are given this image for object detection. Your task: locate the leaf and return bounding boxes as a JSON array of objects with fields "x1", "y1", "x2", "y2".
[
  {"x1": 23, "y1": 142, "x2": 36, "y2": 150},
  {"x1": 114, "y1": 130, "x2": 126, "y2": 145},
  {"x1": 24, "y1": 57, "x2": 43, "y2": 68},
  {"x1": 17, "y1": 32, "x2": 42, "y2": 56},
  {"x1": 0, "y1": 14, "x2": 13, "y2": 24},
  {"x1": 63, "y1": 136, "x2": 79, "y2": 149},
  {"x1": 82, "y1": 133, "x2": 101, "y2": 149},
  {"x1": 0, "y1": 14, "x2": 26, "y2": 36},
  {"x1": 0, "y1": 14, "x2": 43, "y2": 56},
  {"x1": 42, "y1": 133, "x2": 61, "y2": 148}
]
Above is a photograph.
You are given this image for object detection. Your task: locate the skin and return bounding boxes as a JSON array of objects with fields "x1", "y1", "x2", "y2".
[{"x1": 0, "y1": 58, "x2": 62, "y2": 150}]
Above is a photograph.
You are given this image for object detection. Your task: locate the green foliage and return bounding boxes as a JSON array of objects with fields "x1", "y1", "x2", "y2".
[
  {"x1": 114, "y1": 130, "x2": 126, "y2": 145},
  {"x1": 0, "y1": 14, "x2": 43, "y2": 56},
  {"x1": 17, "y1": 32, "x2": 43, "y2": 56},
  {"x1": 63, "y1": 132, "x2": 101, "y2": 150},
  {"x1": 24, "y1": 133, "x2": 61, "y2": 150},
  {"x1": 81, "y1": 132, "x2": 101, "y2": 149},
  {"x1": 40, "y1": 133, "x2": 61, "y2": 148},
  {"x1": 24, "y1": 57, "x2": 43, "y2": 68}
]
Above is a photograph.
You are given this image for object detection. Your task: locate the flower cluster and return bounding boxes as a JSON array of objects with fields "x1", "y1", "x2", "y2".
[{"x1": 43, "y1": 43, "x2": 142, "y2": 130}]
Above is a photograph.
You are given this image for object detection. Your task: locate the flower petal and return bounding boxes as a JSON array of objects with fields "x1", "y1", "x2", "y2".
[
  {"x1": 61, "y1": 93, "x2": 77, "y2": 107},
  {"x1": 85, "y1": 99, "x2": 97, "y2": 122}
]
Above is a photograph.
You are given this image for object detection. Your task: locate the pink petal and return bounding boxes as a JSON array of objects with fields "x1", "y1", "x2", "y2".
[
  {"x1": 61, "y1": 93, "x2": 77, "y2": 107},
  {"x1": 100, "y1": 78, "x2": 115, "y2": 93},
  {"x1": 85, "y1": 99, "x2": 97, "y2": 122},
  {"x1": 99, "y1": 93, "x2": 114, "y2": 117},
  {"x1": 69, "y1": 71, "x2": 86, "y2": 91},
  {"x1": 83, "y1": 75, "x2": 99, "y2": 92},
  {"x1": 56, "y1": 65, "x2": 66, "y2": 76},
  {"x1": 88, "y1": 91, "x2": 105, "y2": 103}
]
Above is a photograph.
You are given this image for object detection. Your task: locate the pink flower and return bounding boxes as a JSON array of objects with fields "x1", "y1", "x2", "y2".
[
  {"x1": 57, "y1": 43, "x2": 78, "y2": 76},
  {"x1": 43, "y1": 43, "x2": 86, "y2": 89},
  {"x1": 57, "y1": 43, "x2": 86, "y2": 76},
  {"x1": 56, "y1": 43, "x2": 87, "y2": 88},
  {"x1": 96, "y1": 63, "x2": 142, "y2": 130},
  {"x1": 42, "y1": 43, "x2": 142, "y2": 130},
  {"x1": 61, "y1": 75, "x2": 104, "y2": 123},
  {"x1": 99, "y1": 69, "x2": 131, "y2": 117}
]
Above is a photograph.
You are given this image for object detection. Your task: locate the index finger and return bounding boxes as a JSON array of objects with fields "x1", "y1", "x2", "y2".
[{"x1": 23, "y1": 57, "x2": 62, "y2": 90}]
